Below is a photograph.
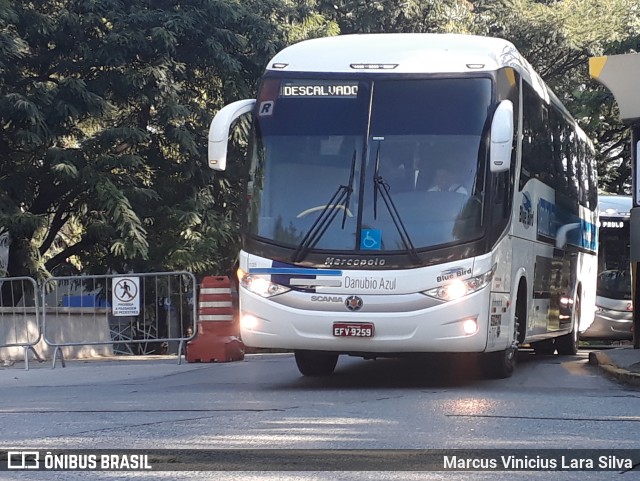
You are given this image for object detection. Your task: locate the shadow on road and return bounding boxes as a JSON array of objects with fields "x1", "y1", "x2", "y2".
[
  {"x1": 282, "y1": 354, "x2": 490, "y2": 390},
  {"x1": 272, "y1": 349, "x2": 589, "y2": 391}
]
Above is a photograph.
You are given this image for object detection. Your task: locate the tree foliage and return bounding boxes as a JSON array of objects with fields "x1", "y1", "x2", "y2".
[
  {"x1": 0, "y1": 0, "x2": 322, "y2": 284},
  {"x1": 2, "y1": 0, "x2": 640, "y2": 286},
  {"x1": 316, "y1": 0, "x2": 474, "y2": 34},
  {"x1": 472, "y1": 0, "x2": 640, "y2": 192}
]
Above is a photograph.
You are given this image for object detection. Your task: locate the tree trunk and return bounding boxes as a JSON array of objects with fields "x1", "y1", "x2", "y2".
[{"x1": 1, "y1": 237, "x2": 39, "y2": 307}]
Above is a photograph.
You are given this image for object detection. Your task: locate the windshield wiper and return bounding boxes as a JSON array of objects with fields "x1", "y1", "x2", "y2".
[
  {"x1": 342, "y1": 149, "x2": 357, "y2": 228},
  {"x1": 372, "y1": 142, "x2": 420, "y2": 265},
  {"x1": 292, "y1": 150, "x2": 357, "y2": 263}
]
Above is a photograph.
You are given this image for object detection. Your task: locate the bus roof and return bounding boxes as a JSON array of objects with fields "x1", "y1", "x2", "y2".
[
  {"x1": 268, "y1": 33, "x2": 539, "y2": 81},
  {"x1": 599, "y1": 194, "x2": 632, "y2": 217},
  {"x1": 266, "y1": 33, "x2": 585, "y2": 139}
]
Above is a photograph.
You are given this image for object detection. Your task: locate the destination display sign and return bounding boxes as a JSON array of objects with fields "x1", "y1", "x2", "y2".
[{"x1": 280, "y1": 81, "x2": 359, "y2": 98}]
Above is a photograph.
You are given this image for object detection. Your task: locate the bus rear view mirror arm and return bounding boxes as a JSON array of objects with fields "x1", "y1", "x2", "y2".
[
  {"x1": 207, "y1": 99, "x2": 256, "y2": 171},
  {"x1": 489, "y1": 99, "x2": 514, "y2": 173}
]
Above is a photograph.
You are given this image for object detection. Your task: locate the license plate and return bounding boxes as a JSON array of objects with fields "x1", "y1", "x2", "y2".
[{"x1": 333, "y1": 323, "x2": 374, "y2": 337}]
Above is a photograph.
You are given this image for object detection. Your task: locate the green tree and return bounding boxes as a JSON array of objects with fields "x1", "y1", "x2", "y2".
[
  {"x1": 312, "y1": 0, "x2": 639, "y2": 191},
  {"x1": 3, "y1": 0, "x2": 640, "y2": 301},
  {"x1": 316, "y1": 0, "x2": 474, "y2": 34},
  {"x1": 0, "y1": 0, "x2": 331, "y2": 298},
  {"x1": 580, "y1": 32, "x2": 640, "y2": 194},
  {"x1": 472, "y1": 0, "x2": 640, "y2": 193}
]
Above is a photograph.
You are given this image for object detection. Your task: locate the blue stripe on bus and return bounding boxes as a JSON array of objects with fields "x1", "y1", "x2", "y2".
[
  {"x1": 537, "y1": 198, "x2": 597, "y2": 252},
  {"x1": 248, "y1": 268, "x2": 343, "y2": 276}
]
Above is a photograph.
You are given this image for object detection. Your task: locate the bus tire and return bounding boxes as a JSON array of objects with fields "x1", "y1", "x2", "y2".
[
  {"x1": 481, "y1": 347, "x2": 516, "y2": 379},
  {"x1": 556, "y1": 291, "x2": 581, "y2": 355},
  {"x1": 295, "y1": 351, "x2": 339, "y2": 376},
  {"x1": 482, "y1": 284, "x2": 524, "y2": 379}
]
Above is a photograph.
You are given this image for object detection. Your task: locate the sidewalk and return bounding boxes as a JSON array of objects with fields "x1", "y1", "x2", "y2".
[{"x1": 588, "y1": 347, "x2": 640, "y2": 387}]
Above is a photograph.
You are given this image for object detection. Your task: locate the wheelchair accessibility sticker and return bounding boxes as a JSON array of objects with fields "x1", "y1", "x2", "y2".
[{"x1": 361, "y1": 229, "x2": 382, "y2": 250}]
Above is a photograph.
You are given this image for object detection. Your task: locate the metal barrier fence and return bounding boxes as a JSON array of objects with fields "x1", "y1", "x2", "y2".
[
  {"x1": 41, "y1": 272, "x2": 198, "y2": 368},
  {"x1": 0, "y1": 276, "x2": 44, "y2": 370}
]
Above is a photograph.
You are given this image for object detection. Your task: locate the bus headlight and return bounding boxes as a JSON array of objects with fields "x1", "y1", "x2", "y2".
[
  {"x1": 238, "y1": 269, "x2": 290, "y2": 298},
  {"x1": 240, "y1": 314, "x2": 259, "y2": 330},
  {"x1": 462, "y1": 318, "x2": 479, "y2": 335},
  {"x1": 424, "y1": 266, "x2": 495, "y2": 302}
]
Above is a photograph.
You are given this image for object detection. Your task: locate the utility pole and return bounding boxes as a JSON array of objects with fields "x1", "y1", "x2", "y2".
[{"x1": 590, "y1": 53, "x2": 640, "y2": 349}]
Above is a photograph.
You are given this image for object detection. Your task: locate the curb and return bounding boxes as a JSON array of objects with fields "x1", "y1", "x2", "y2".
[{"x1": 588, "y1": 351, "x2": 640, "y2": 387}]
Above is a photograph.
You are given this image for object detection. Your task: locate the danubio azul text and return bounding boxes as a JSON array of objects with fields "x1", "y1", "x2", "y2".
[{"x1": 343, "y1": 276, "x2": 397, "y2": 291}]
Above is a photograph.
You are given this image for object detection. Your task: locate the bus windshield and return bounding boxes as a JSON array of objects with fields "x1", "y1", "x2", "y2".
[
  {"x1": 247, "y1": 76, "x2": 492, "y2": 253},
  {"x1": 597, "y1": 223, "x2": 631, "y2": 300}
]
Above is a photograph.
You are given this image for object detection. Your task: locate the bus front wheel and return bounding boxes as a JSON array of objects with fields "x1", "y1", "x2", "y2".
[
  {"x1": 294, "y1": 351, "x2": 339, "y2": 376},
  {"x1": 481, "y1": 346, "x2": 516, "y2": 379},
  {"x1": 482, "y1": 291, "x2": 522, "y2": 379}
]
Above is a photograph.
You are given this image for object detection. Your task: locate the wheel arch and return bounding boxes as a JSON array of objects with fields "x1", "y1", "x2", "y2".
[
  {"x1": 511, "y1": 268, "x2": 528, "y2": 345},
  {"x1": 573, "y1": 281, "x2": 583, "y2": 332}
]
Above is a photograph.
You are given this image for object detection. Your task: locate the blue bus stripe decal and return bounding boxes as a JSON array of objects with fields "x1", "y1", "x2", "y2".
[{"x1": 248, "y1": 268, "x2": 343, "y2": 276}]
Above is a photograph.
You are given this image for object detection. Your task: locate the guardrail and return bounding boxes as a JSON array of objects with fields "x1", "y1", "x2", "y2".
[
  {"x1": 1, "y1": 272, "x2": 199, "y2": 369},
  {"x1": 0, "y1": 277, "x2": 44, "y2": 370},
  {"x1": 42, "y1": 272, "x2": 198, "y2": 368}
]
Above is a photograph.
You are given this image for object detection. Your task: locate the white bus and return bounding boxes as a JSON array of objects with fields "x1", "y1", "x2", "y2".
[
  {"x1": 581, "y1": 195, "x2": 633, "y2": 340},
  {"x1": 207, "y1": 34, "x2": 598, "y2": 378}
]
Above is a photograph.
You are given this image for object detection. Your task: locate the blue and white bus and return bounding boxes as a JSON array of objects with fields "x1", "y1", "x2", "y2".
[
  {"x1": 207, "y1": 34, "x2": 598, "y2": 378},
  {"x1": 581, "y1": 195, "x2": 633, "y2": 341}
]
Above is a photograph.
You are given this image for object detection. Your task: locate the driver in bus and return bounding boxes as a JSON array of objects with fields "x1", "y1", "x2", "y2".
[{"x1": 427, "y1": 166, "x2": 468, "y2": 195}]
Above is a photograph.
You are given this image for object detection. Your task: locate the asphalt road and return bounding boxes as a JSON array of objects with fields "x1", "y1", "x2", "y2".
[{"x1": 0, "y1": 350, "x2": 639, "y2": 480}]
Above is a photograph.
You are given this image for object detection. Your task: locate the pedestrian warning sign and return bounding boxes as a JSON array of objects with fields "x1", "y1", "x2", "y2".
[{"x1": 112, "y1": 277, "x2": 141, "y2": 317}]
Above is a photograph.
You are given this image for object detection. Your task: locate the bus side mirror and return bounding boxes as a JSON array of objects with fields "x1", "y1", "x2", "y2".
[
  {"x1": 207, "y1": 99, "x2": 256, "y2": 171},
  {"x1": 489, "y1": 100, "x2": 514, "y2": 173},
  {"x1": 555, "y1": 222, "x2": 581, "y2": 249}
]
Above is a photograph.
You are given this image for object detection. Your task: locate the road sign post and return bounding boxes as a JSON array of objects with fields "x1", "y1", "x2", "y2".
[
  {"x1": 631, "y1": 129, "x2": 640, "y2": 348},
  {"x1": 590, "y1": 54, "x2": 640, "y2": 348}
]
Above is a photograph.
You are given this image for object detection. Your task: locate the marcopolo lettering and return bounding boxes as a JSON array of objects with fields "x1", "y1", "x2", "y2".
[{"x1": 324, "y1": 257, "x2": 386, "y2": 267}]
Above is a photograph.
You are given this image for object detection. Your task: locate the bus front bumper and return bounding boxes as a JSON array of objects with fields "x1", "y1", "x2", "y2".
[{"x1": 238, "y1": 289, "x2": 508, "y2": 354}]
